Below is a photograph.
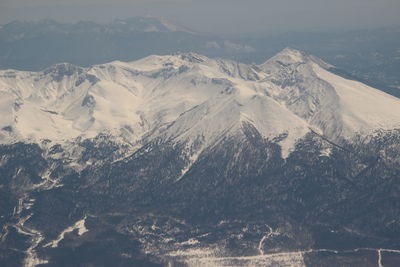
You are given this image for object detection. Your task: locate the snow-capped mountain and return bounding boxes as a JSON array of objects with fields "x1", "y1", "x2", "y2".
[
  {"x1": 0, "y1": 48, "x2": 399, "y2": 157},
  {"x1": 1, "y1": 17, "x2": 192, "y2": 40},
  {"x1": 111, "y1": 17, "x2": 195, "y2": 33},
  {"x1": 2, "y1": 49, "x2": 400, "y2": 267}
]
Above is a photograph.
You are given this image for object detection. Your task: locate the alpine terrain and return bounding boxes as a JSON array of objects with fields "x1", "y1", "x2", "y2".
[{"x1": 0, "y1": 48, "x2": 400, "y2": 266}]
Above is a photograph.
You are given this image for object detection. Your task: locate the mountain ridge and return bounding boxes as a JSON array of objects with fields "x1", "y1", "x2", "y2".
[{"x1": 0, "y1": 49, "x2": 399, "y2": 159}]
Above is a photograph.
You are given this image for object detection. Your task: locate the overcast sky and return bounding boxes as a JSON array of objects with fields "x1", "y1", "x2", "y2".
[{"x1": 1, "y1": 0, "x2": 399, "y2": 34}]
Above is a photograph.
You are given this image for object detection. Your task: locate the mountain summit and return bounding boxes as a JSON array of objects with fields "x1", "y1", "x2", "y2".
[{"x1": 0, "y1": 49, "x2": 399, "y2": 157}]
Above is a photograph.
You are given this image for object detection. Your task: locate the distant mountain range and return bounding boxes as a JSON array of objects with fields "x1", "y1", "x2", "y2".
[
  {"x1": 1, "y1": 49, "x2": 400, "y2": 266},
  {"x1": 0, "y1": 17, "x2": 245, "y2": 71}
]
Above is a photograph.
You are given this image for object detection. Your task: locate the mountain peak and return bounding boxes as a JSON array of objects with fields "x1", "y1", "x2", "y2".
[
  {"x1": 262, "y1": 47, "x2": 333, "y2": 71},
  {"x1": 41, "y1": 63, "x2": 84, "y2": 82},
  {"x1": 177, "y1": 52, "x2": 209, "y2": 63},
  {"x1": 264, "y1": 47, "x2": 318, "y2": 66},
  {"x1": 274, "y1": 47, "x2": 308, "y2": 64},
  {"x1": 43, "y1": 62, "x2": 82, "y2": 74}
]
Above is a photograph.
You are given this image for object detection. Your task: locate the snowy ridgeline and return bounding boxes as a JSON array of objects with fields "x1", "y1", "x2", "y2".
[{"x1": 0, "y1": 48, "x2": 400, "y2": 158}]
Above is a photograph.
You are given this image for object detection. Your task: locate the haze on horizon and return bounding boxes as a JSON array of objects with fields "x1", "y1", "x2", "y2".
[{"x1": 1, "y1": 0, "x2": 400, "y2": 34}]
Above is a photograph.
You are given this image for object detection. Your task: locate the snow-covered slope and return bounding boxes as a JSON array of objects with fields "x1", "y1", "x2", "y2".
[
  {"x1": 0, "y1": 48, "x2": 399, "y2": 157},
  {"x1": 261, "y1": 48, "x2": 400, "y2": 139}
]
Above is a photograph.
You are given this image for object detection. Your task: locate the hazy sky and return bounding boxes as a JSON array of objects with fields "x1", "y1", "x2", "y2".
[{"x1": 1, "y1": 0, "x2": 399, "y2": 34}]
